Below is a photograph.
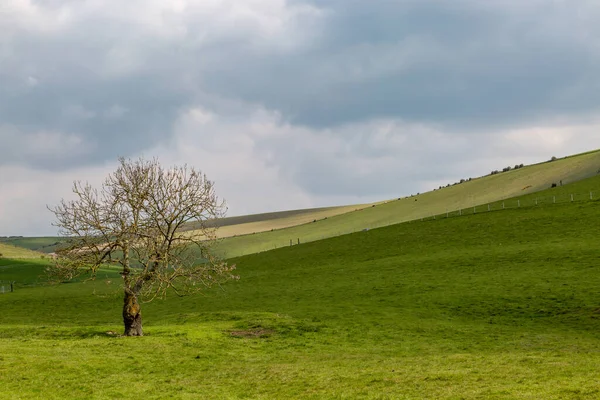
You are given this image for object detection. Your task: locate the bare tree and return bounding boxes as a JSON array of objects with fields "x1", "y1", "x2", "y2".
[{"x1": 48, "y1": 157, "x2": 237, "y2": 336}]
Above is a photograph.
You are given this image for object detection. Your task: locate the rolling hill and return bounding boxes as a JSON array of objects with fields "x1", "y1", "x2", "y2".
[
  {"x1": 213, "y1": 149, "x2": 600, "y2": 257},
  {"x1": 182, "y1": 203, "x2": 376, "y2": 238},
  {"x1": 1, "y1": 174, "x2": 599, "y2": 398},
  {"x1": 0, "y1": 242, "x2": 44, "y2": 259},
  {"x1": 6, "y1": 149, "x2": 600, "y2": 259},
  {"x1": 0, "y1": 237, "x2": 64, "y2": 254}
]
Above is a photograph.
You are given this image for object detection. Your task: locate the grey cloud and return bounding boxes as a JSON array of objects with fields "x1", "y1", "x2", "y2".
[
  {"x1": 2, "y1": 0, "x2": 600, "y2": 193},
  {"x1": 1, "y1": 0, "x2": 321, "y2": 169},
  {"x1": 1, "y1": 27, "x2": 190, "y2": 169},
  {"x1": 250, "y1": 120, "x2": 485, "y2": 197},
  {"x1": 200, "y1": 0, "x2": 600, "y2": 129},
  {"x1": 4, "y1": 0, "x2": 600, "y2": 173}
]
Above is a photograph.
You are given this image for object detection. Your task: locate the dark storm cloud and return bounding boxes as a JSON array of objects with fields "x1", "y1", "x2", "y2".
[
  {"x1": 2, "y1": 0, "x2": 600, "y2": 178},
  {"x1": 199, "y1": 0, "x2": 600, "y2": 129},
  {"x1": 0, "y1": 20, "x2": 193, "y2": 170}
]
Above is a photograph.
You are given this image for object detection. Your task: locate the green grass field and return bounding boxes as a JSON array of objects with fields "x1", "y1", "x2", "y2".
[{"x1": 1, "y1": 177, "x2": 600, "y2": 398}]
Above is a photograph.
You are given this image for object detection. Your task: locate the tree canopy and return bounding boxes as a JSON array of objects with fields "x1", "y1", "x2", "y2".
[{"x1": 49, "y1": 157, "x2": 237, "y2": 336}]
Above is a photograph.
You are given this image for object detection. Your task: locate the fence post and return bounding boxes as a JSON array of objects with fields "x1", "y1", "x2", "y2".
[
  {"x1": 11, "y1": 281, "x2": 14, "y2": 293},
  {"x1": 290, "y1": 239, "x2": 292, "y2": 247},
  {"x1": 571, "y1": 194, "x2": 574, "y2": 202},
  {"x1": 446, "y1": 209, "x2": 449, "y2": 218},
  {"x1": 473, "y1": 206, "x2": 476, "y2": 214},
  {"x1": 502, "y1": 202, "x2": 505, "y2": 209},
  {"x1": 297, "y1": 238, "x2": 300, "y2": 245},
  {"x1": 459, "y1": 209, "x2": 462, "y2": 216},
  {"x1": 553, "y1": 196, "x2": 556, "y2": 204},
  {"x1": 535, "y1": 198, "x2": 538, "y2": 205},
  {"x1": 488, "y1": 204, "x2": 490, "y2": 212},
  {"x1": 591, "y1": 191, "x2": 594, "y2": 200},
  {"x1": 518, "y1": 200, "x2": 520, "y2": 207}
]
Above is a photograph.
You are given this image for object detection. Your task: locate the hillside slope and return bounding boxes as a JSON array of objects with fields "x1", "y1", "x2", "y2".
[
  {"x1": 7, "y1": 149, "x2": 600, "y2": 258},
  {"x1": 0, "y1": 237, "x2": 63, "y2": 254},
  {"x1": 184, "y1": 203, "x2": 374, "y2": 238},
  {"x1": 216, "y1": 149, "x2": 600, "y2": 257},
  {"x1": 0, "y1": 243, "x2": 43, "y2": 259},
  {"x1": 1, "y1": 183, "x2": 600, "y2": 398}
]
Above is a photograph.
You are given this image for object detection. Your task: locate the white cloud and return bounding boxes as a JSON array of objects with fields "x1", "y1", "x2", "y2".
[
  {"x1": 3, "y1": 107, "x2": 600, "y2": 236},
  {"x1": 0, "y1": 162, "x2": 116, "y2": 236},
  {"x1": 2, "y1": 0, "x2": 600, "y2": 235}
]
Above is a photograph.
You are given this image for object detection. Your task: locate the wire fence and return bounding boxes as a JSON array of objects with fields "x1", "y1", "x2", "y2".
[
  {"x1": 2, "y1": 190, "x2": 598, "y2": 265},
  {"x1": 0, "y1": 278, "x2": 58, "y2": 293},
  {"x1": 266, "y1": 189, "x2": 599, "y2": 253},
  {"x1": 0, "y1": 271, "x2": 118, "y2": 294},
  {"x1": 423, "y1": 190, "x2": 597, "y2": 221},
  {"x1": 0, "y1": 281, "x2": 16, "y2": 293}
]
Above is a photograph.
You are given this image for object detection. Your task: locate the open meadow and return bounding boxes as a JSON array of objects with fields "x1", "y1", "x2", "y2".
[{"x1": 1, "y1": 176, "x2": 600, "y2": 398}]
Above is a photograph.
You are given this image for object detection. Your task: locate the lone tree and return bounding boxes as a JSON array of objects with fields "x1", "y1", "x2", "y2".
[{"x1": 49, "y1": 157, "x2": 237, "y2": 336}]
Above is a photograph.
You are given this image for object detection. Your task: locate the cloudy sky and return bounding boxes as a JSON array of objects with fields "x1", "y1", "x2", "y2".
[{"x1": 2, "y1": 0, "x2": 600, "y2": 236}]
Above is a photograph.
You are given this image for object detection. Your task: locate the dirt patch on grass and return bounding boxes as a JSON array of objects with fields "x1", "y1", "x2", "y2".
[{"x1": 229, "y1": 329, "x2": 275, "y2": 338}]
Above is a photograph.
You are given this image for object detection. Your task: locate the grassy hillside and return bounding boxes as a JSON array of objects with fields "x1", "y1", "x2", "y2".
[
  {"x1": 185, "y1": 205, "x2": 367, "y2": 230},
  {"x1": 6, "y1": 150, "x2": 600, "y2": 258},
  {"x1": 0, "y1": 242, "x2": 44, "y2": 259},
  {"x1": 185, "y1": 204, "x2": 373, "y2": 239},
  {"x1": 1, "y1": 188, "x2": 600, "y2": 398},
  {"x1": 216, "y1": 150, "x2": 600, "y2": 257},
  {"x1": 0, "y1": 237, "x2": 64, "y2": 254}
]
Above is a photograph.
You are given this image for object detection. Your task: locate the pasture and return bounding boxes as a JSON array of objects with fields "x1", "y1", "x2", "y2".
[{"x1": 1, "y1": 184, "x2": 600, "y2": 398}]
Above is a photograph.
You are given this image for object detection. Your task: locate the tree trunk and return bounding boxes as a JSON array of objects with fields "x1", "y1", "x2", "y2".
[{"x1": 123, "y1": 289, "x2": 143, "y2": 336}]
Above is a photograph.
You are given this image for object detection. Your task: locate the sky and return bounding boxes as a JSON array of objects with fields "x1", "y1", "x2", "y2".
[{"x1": 2, "y1": 0, "x2": 600, "y2": 236}]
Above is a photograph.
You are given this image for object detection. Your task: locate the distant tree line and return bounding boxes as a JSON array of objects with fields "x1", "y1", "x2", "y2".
[
  {"x1": 490, "y1": 163, "x2": 525, "y2": 175},
  {"x1": 404, "y1": 155, "x2": 561, "y2": 197}
]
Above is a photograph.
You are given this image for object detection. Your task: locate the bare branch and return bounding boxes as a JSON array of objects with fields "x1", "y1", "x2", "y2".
[{"x1": 48, "y1": 157, "x2": 237, "y2": 335}]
